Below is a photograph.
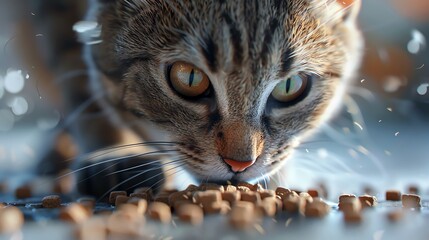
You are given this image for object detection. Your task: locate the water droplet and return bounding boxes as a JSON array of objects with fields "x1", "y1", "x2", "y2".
[
  {"x1": 9, "y1": 97, "x2": 29, "y2": 116},
  {"x1": 30, "y1": 12, "x2": 36, "y2": 16},
  {"x1": 360, "y1": 79, "x2": 365, "y2": 83},
  {"x1": 407, "y1": 29, "x2": 426, "y2": 54},
  {"x1": 395, "y1": 132, "x2": 400, "y2": 136},
  {"x1": 73, "y1": 21, "x2": 99, "y2": 33},
  {"x1": 416, "y1": 64, "x2": 425, "y2": 70},
  {"x1": 305, "y1": 149, "x2": 309, "y2": 153},
  {"x1": 387, "y1": 107, "x2": 393, "y2": 112},
  {"x1": 35, "y1": 34, "x2": 43, "y2": 37},
  {"x1": 378, "y1": 120, "x2": 382, "y2": 123},
  {"x1": 4, "y1": 69, "x2": 25, "y2": 94},
  {"x1": 25, "y1": 74, "x2": 30, "y2": 79},
  {"x1": 417, "y1": 83, "x2": 429, "y2": 96}
]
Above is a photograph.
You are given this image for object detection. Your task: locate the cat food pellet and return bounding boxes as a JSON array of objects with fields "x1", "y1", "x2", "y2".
[
  {"x1": 221, "y1": 191, "x2": 241, "y2": 205},
  {"x1": 224, "y1": 185, "x2": 237, "y2": 192},
  {"x1": 115, "y1": 195, "x2": 130, "y2": 207},
  {"x1": 153, "y1": 193, "x2": 170, "y2": 205},
  {"x1": 401, "y1": 194, "x2": 421, "y2": 208},
  {"x1": 118, "y1": 204, "x2": 144, "y2": 221},
  {"x1": 299, "y1": 192, "x2": 313, "y2": 203},
  {"x1": 173, "y1": 200, "x2": 193, "y2": 212},
  {"x1": 169, "y1": 191, "x2": 192, "y2": 206},
  {"x1": 177, "y1": 204, "x2": 203, "y2": 225},
  {"x1": 127, "y1": 198, "x2": 148, "y2": 215},
  {"x1": 203, "y1": 201, "x2": 230, "y2": 215},
  {"x1": 283, "y1": 194, "x2": 305, "y2": 214},
  {"x1": 358, "y1": 195, "x2": 377, "y2": 208},
  {"x1": 129, "y1": 193, "x2": 150, "y2": 201},
  {"x1": 237, "y1": 186, "x2": 251, "y2": 192},
  {"x1": 307, "y1": 189, "x2": 320, "y2": 198},
  {"x1": 107, "y1": 209, "x2": 143, "y2": 236},
  {"x1": 386, "y1": 190, "x2": 401, "y2": 201},
  {"x1": 133, "y1": 187, "x2": 153, "y2": 201},
  {"x1": 185, "y1": 184, "x2": 199, "y2": 192},
  {"x1": 339, "y1": 197, "x2": 361, "y2": 213},
  {"x1": 15, "y1": 185, "x2": 32, "y2": 199},
  {"x1": 387, "y1": 210, "x2": 404, "y2": 222},
  {"x1": 77, "y1": 197, "x2": 96, "y2": 210},
  {"x1": 42, "y1": 195, "x2": 62, "y2": 208},
  {"x1": 407, "y1": 185, "x2": 419, "y2": 195},
  {"x1": 252, "y1": 183, "x2": 264, "y2": 192},
  {"x1": 109, "y1": 191, "x2": 127, "y2": 204},
  {"x1": 199, "y1": 183, "x2": 224, "y2": 192},
  {"x1": 60, "y1": 204, "x2": 91, "y2": 224},
  {"x1": 258, "y1": 197, "x2": 277, "y2": 217},
  {"x1": 305, "y1": 199, "x2": 331, "y2": 218},
  {"x1": 240, "y1": 191, "x2": 261, "y2": 204},
  {"x1": 194, "y1": 190, "x2": 222, "y2": 205},
  {"x1": 229, "y1": 201, "x2": 255, "y2": 229},
  {"x1": 338, "y1": 194, "x2": 356, "y2": 203},
  {"x1": 259, "y1": 190, "x2": 276, "y2": 199},
  {"x1": 237, "y1": 182, "x2": 255, "y2": 191},
  {"x1": 0, "y1": 206, "x2": 24, "y2": 233},
  {"x1": 75, "y1": 217, "x2": 107, "y2": 240},
  {"x1": 147, "y1": 202, "x2": 171, "y2": 223}
]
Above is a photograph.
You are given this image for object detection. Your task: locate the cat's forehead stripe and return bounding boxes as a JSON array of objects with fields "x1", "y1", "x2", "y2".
[
  {"x1": 200, "y1": 35, "x2": 218, "y2": 73},
  {"x1": 222, "y1": 12, "x2": 243, "y2": 66}
]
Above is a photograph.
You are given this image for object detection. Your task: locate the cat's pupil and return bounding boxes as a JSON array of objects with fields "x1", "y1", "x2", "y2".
[
  {"x1": 285, "y1": 78, "x2": 291, "y2": 94},
  {"x1": 189, "y1": 69, "x2": 195, "y2": 87}
]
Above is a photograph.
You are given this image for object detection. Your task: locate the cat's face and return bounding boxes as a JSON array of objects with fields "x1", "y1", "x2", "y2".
[{"x1": 93, "y1": 0, "x2": 363, "y2": 183}]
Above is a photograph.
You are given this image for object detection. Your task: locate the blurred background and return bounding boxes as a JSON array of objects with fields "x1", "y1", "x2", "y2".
[{"x1": 0, "y1": 0, "x2": 428, "y2": 200}]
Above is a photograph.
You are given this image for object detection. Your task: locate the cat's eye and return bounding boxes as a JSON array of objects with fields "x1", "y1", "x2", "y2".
[
  {"x1": 169, "y1": 62, "x2": 210, "y2": 98},
  {"x1": 271, "y1": 74, "x2": 308, "y2": 102}
]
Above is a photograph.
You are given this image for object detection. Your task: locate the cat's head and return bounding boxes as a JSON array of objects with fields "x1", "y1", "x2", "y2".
[{"x1": 92, "y1": 0, "x2": 363, "y2": 183}]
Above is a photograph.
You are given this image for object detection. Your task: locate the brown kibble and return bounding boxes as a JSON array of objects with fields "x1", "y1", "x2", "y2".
[
  {"x1": 203, "y1": 201, "x2": 230, "y2": 215},
  {"x1": 237, "y1": 186, "x2": 251, "y2": 192},
  {"x1": 339, "y1": 197, "x2": 361, "y2": 213},
  {"x1": 283, "y1": 195, "x2": 305, "y2": 214},
  {"x1": 199, "y1": 183, "x2": 224, "y2": 192},
  {"x1": 229, "y1": 201, "x2": 255, "y2": 229},
  {"x1": 185, "y1": 184, "x2": 199, "y2": 192},
  {"x1": 299, "y1": 192, "x2": 313, "y2": 203},
  {"x1": 305, "y1": 199, "x2": 331, "y2": 218},
  {"x1": 194, "y1": 190, "x2": 222, "y2": 205},
  {"x1": 133, "y1": 187, "x2": 153, "y2": 201},
  {"x1": 107, "y1": 208, "x2": 143, "y2": 236},
  {"x1": 358, "y1": 195, "x2": 377, "y2": 208},
  {"x1": 252, "y1": 183, "x2": 264, "y2": 192},
  {"x1": 115, "y1": 195, "x2": 130, "y2": 207},
  {"x1": 60, "y1": 204, "x2": 91, "y2": 224},
  {"x1": 0, "y1": 206, "x2": 24, "y2": 233},
  {"x1": 240, "y1": 191, "x2": 261, "y2": 204},
  {"x1": 127, "y1": 198, "x2": 148, "y2": 215},
  {"x1": 129, "y1": 193, "x2": 150, "y2": 201},
  {"x1": 147, "y1": 202, "x2": 171, "y2": 223},
  {"x1": 224, "y1": 185, "x2": 237, "y2": 192},
  {"x1": 258, "y1": 197, "x2": 277, "y2": 217},
  {"x1": 386, "y1": 190, "x2": 401, "y2": 201},
  {"x1": 237, "y1": 182, "x2": 254, "y2": 191},
  {"x1": 407, "y1": 185, "x2": 419, "y2": 195},
  {"x1": 109, "y1": 191, "x2": 127, "y2": 204},
  {"x1": 168, "y1": 191, "x2": 192, "y2": 207},
  {"x1": 344, "y1": 211, "x2": 362, "y2": 223},
  {"x1": 275, "y1": 187, "x2": 292, "y2": 197},
  {"x1": 221, "y1": 191, "x2": 241, "y2": 206},
  {"x1": 387, "y1": 210, "x2": 404, "y2": 222},
  {"x1": 401, "y1": 194, "x2": 421, "y2": 208},
  {"x1": 77, "y1": 197, "x2": 96, "y2": 208},
  {"x1": 177, "y1": 204, "x2": 204, "y2": 225},
  {"x1": 75, "y1": 217, "x2": 107, "y2": 240},
  {"x1": 307, "y1": 189, "x2": 319, "y2": 198},
  {"x1": 338, "y1": 194, "x2": 356, "y2": 203},
  {"x1": 259, "y1": 190, "x2": 276, "y2": 199},
  {"x1": 15, "y1": 185, "x2": 32, "y2": 199},
  {"x1": 42, "y1": 195, "x2": 62, "y2": 208},
  {"x1": 173, "y1": 200, "x2": 193, "y2": 212}
]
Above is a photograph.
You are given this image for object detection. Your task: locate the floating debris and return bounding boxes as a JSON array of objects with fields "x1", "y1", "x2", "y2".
[
  {"x1": 417, "y1": 83, "x2": 428, "y2": 96},
  {"x1": 353, "y1": 122, "x2": 363, "y2": 131}
]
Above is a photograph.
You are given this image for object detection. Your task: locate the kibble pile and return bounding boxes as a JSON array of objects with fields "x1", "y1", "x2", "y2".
[{"x1": 0, "y1": 182, "x2": 424, "y2": 239}]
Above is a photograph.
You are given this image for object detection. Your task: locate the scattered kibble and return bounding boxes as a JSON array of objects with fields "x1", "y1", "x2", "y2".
[
  {"x1": 177, "y1": 204, "x2": 204, "y2": 225},
  {"x1": 42, "y1": 195, "x2": 62, "y2": 208},
  {"x1": 59, "y1": 204, "x2": 91, "y2": 224},
  {"x1": 15, "y1": 185, "x2": 32, "y2": 199},
  {"x1": 358, "y1": 195, "x2": 377, "y2": 208},
  {"x1": 401, "y1": 194, "x2": 421, "y2": 208},
  {"x1": 109, "y1": 191, "x2": 127, "y2": 205},
  {"x1": 115, "y1": 195, "x2": 130, "y2": 207},
  {"x1": 147, "y1": 202, "x2": 171, "y2": 223},
  {"x1": 386, "y1": 190, "x2": 401, "y2": 201},
  {"x1": 229, "y1": 201, "x2": 255, "y2": 229},
  {"x1": 0, "y1": 206, "x2": 24, "y2": 233}
]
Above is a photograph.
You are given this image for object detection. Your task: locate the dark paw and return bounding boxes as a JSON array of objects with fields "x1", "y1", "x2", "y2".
[{"x1": 75, "y1": 155, "x2": 165, "y2": 200}]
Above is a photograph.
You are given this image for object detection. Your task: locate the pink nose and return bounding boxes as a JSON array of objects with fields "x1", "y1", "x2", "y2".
[{"x1": 224, "y1": 159, "x2": 255, "y2": 172}]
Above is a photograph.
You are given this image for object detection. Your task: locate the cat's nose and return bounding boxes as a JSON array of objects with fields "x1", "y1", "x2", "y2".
[{"x1": 224, "y1": 158, "x2": 255, "y2": 172}]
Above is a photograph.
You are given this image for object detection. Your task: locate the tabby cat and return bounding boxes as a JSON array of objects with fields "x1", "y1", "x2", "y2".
[{"x1": 23, "y1": 0, "x2": 363, "y2": 196}]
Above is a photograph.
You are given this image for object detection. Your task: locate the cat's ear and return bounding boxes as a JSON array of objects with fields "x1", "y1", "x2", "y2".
[{"x1": 337, "y1": 0, "x2": 361, "y2": 23}]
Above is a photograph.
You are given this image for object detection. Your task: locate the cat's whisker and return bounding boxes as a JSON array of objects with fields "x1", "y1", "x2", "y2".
[
  {"x1": 57, "y1": 149, "x2": 178, "y2": 180},
  {"x1": 105, "y1": 157, "x2": 187, "y2": 176},
  {"x1": 69, "y1": 141, "x2": 178, "y2": 163}
]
